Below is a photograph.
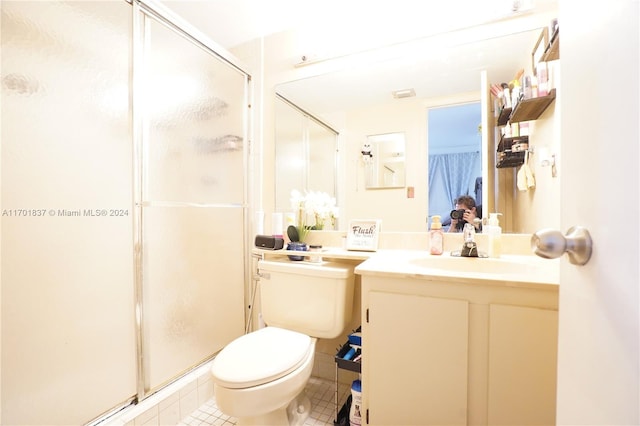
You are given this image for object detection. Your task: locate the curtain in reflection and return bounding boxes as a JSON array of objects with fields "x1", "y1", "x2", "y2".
[{"x1": 428, "y1": 152, "x2": 481, "y2": 219}]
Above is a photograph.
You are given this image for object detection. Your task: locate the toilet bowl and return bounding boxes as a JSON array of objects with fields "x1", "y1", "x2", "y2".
[
  {"x1": 211, "y1": 327, "x2": 316, "y2": 425},
  {"x1": 210, "y1": 260, "x2": 355, "y2": 426}
]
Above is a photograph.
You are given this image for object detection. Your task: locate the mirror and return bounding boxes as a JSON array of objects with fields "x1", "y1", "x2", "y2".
[
  {"x1": 428, "y1": 103, "x2": 482, "y2": 225},
  {"x1": 275, "y1": 24, "x2": 557, "y2": 233},
  {"x1": 274, "y1": 95, "x2": 338, "y2": 213},
  {"x1": 364, "y1": 132, "x2": 406, "y2": 189}
]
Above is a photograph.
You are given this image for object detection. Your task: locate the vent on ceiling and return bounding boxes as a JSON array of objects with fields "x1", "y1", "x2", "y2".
[{"x1": 392, "y1": 88, "x2": 416, "y2": 99}]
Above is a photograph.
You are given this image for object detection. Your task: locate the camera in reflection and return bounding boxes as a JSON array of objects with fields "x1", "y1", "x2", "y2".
[
  {"x1": 450, "y1": 209, "x2": 466, "y2": 220},
  {"x1": 450, "y1": 209, "x2": 467, "y2": 230}
]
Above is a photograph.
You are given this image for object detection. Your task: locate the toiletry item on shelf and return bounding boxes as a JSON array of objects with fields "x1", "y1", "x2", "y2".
[
  {"x1": 309, "y1": 244, "x2": 323, "y2": 263},
  {"x1": 272, "y1": 212, "x2": 283, "y2": 238},
  {"x1": 342, "y1": 330, "x2": 362, "y2": 362},
  {"x1": 511, "y1": 122, "x2": 520, "y2": 137},
  {"x1": 547, "y1": 61, "x2": 555, "y2": 92},
  {"x1": 350, "y1": 379, "x2": 362, "y2": 426},
  {"x1": 343, "y1": 346, "x2": 357, "y2": 360},
  {"x1": 502, "y1": 85, "x2": 512, "y2": 108},
  {"x1": 255, "y1": 210, "x2": 265, "y2": 235},
  {"x1": 485, "y1": 213, "x2": 502, "y2": 258},
  {"x1": 429, "y1": 215, "x2": 444, "y2": 255},
  {"x1": 511, "y1": 85, "x2": 521, "y2": 109},
  {"x1": 348, "y1": 331, "x2": 362, "y2": 346},
  {"x1": 523, "y1": 75, "x2": 532, "y2": 99},
  {"x1": 537, "y1": 62, "x2": 549, "y2": 96}
]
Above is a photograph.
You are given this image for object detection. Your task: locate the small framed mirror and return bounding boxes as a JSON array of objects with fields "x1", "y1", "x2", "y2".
[{"x1": 364, "y1": 132, "x2": 406, "y2": 189}]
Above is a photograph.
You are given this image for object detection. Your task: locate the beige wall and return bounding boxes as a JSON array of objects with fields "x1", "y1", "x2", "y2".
[
  {"x1": 343, "y1": 99, "x2": 428, "y2": 231},
  {"x1": 511, "y1": 62, "x2": 562, "y2": 233}
]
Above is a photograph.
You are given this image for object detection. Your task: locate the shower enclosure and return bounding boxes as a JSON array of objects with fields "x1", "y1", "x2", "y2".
[{"x1": 1, "y1": 1, "x2": 248, "y2": 424}]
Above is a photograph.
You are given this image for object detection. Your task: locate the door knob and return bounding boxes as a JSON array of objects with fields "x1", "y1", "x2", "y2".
[{"x1": 531, "y1": 226, "x2": 593, "y2": 265}]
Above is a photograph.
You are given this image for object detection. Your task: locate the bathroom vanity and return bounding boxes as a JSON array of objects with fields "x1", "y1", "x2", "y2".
[
  {"x1": 254, "y1": 237, "x2": 560, "y2": 426},
  {"x1": 355, "y1": 251, "x2": 559, "y2": 426}
]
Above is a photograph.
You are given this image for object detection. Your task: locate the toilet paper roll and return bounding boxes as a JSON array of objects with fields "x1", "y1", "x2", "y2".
[
  {"x1": 272, "y1": 212, "x2": 283, "y2": 237},
  {"x1": 255, "y1": 210, "x2": 264, "y2": 235}
]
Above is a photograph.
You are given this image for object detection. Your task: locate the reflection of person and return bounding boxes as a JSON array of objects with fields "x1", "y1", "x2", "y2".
[{"x1": 448, "y1": 195, "x2": 480, "y2": 233}]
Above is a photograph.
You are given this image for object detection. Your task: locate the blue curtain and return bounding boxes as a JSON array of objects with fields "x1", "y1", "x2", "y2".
[{"x1": 428, "y1": 152, "x2": 480, "y2": 219}]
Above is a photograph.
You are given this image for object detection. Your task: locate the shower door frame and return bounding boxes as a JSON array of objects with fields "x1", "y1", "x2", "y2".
[{"x1": 131, "y1": 0, "x2": 253, "y2": 402}]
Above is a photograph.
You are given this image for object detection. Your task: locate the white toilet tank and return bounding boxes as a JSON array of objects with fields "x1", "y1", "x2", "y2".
[{"x1": 257, "y1": 259, "x2": 355, "y2": 339}]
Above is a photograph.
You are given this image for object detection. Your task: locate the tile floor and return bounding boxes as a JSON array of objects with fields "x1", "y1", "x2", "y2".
[{"x1": 178, "y1": 377, "x2": 350, "y2": 426}]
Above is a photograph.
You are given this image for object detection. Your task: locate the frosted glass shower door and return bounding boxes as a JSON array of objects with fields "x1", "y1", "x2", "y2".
[
  {"x1": 1, "y1": 2, "x2": 136, "y2": 424},
  {"x1": 140, "y1": 15, "x2": 247, "y2": 392}
]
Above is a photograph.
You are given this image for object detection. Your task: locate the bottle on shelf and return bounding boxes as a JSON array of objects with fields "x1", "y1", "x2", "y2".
[
  {"x1": 485, "y1": 213, "x2": 502, "y2": 258},
  {"x1": 429, "y1": 215, "x2": 444, "y2": 255},
  {"x1": 349, "y1": 379, "x2": 362, "y2": 426}
]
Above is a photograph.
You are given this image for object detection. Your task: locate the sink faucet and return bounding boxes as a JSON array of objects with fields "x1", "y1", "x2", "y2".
[{"x1": 460, "y1": 223, "x2": 479, "y2": 257}]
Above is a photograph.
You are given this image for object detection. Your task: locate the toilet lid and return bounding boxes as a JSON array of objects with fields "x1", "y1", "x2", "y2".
[{"x1": 211, "y1": 327, "x2": 312, "y2": 389}]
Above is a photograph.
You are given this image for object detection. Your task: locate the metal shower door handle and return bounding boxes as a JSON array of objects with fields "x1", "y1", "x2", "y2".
[{"x1": 531, "y1": 226, "x2": 593, "y2": 265}]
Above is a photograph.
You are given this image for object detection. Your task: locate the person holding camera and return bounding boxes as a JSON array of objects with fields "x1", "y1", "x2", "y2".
[{"x1": 448, "y1": 195, "x2": 481, "y2": 232}]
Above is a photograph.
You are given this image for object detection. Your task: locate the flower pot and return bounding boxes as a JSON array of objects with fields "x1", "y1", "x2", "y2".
[{"x1": 287, "y1": 242, "x2": 308, "y2": 261}]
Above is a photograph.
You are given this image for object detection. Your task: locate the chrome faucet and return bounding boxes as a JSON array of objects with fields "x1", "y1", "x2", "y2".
[{"x1": 460, "y1": 223, "x2": 479, "y2": 257}]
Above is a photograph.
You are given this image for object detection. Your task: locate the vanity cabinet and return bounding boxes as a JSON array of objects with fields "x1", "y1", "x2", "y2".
[
  {"x1": 487, "y1": 304, "x2": 558, "y2": 425},
  {"x1": 365, "y1": 290, "x2": 469, "y2": 425},
  {"x1": 360, "y1": 275, "x2": 558, "y2": 426}
]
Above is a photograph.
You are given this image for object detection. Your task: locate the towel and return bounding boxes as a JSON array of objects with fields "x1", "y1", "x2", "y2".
[
  {"x1": 517, "y1": 151, "x2": 535, "y2": 191},
  {"x1": 517, "y1": 164, "x2": 528, "y2": 191}
]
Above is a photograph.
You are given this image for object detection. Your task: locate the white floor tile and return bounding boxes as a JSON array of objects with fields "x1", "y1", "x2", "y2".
[{"x1": 180, "y1": 376, "x2": 349, "y2": 426}]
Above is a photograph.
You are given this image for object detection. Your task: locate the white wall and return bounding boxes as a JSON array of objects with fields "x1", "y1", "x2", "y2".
[{"x1": 343, "y1": 98, "x2": 428, "y2": 231}]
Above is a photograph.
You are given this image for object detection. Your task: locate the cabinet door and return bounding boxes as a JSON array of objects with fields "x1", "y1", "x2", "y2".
[
  {"x1": 487, "y1": 304, "x2": 558, "y2": 425},
  {"x1": 366, "y1": 291, "x2": 469, "y2": 425}
]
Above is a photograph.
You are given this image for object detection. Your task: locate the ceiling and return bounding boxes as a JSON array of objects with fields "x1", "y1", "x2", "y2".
[
  {"x1": 160, "y1": 1, "x2": 556, "y2": 115},
  {"x1": 161, "y1": 0, "x2": 302, "y2": 49},
  {"x1": 161, "y1": 0, "x2": 545, "y2": 50},
  {"x1": 275, "y1": 29, "x2": 541, "y2": 114}
]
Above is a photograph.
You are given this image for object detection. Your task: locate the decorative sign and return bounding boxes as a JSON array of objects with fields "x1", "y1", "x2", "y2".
[{"x1": 346, "y1": 219, "x2": 382, "y2": 251}]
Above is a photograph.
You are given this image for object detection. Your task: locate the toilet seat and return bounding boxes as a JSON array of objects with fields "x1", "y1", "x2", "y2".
[{"x1": 211, "y1": 327, "x2": 312, "y2": 389}]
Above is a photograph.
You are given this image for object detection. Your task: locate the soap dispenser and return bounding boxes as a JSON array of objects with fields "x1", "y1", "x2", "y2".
[
  {"x1": 485, "y1": 213, "x2": 502, "y2": 258},
  {"x1": 429, "y1": 215, "x2": 444, "y2": 255}
]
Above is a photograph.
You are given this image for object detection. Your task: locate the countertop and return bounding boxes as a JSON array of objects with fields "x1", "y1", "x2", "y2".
[
  {"x1": 355, "y1": 249, "x2": 560, "y2": 288},
  {"x1": 253, "y1": 247, "x2": 559, "y2": 288}
]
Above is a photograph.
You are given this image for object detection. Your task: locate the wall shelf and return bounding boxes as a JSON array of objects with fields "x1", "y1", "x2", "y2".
[
  {"x1": 334, "y1": 329, "x2": 361, "y2": 425},
  {"x1": 496, "y1": 151, "x2": 526, "y2": 169},
  {"x1": 496, "y1": 135, "x2": 529, "y2": 169},
  {"x1": 496, "y1": 106, "x2": 512, "y2": 126},
  {"x1": 495, "y1": 89, "x2": 556, "y2": 126},
  {"x1": 510, "y1": 89, "x2": 556, "y2": 123},
  {"x1": 541, "y1": 30, "x2": 559, "y2": 62}
]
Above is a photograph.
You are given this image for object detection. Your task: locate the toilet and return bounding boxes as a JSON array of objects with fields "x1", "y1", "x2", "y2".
[{"x1": 211, "y1": 259, "x2": 355, "y2": 426}]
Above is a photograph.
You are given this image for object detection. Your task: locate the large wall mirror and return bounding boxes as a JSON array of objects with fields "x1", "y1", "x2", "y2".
[
  {"x1": 274, "y1": 18, "x2": 559, "y2": 233},
  {"x1": 428, "y1": 103, "x2": 482, "y2": 223},
  {"x1": 364, "y1": 132, "x2": 406, "y2": 189},
  {"x1": 274, "y1": 95, "x2": 338, "y2": 212}
]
